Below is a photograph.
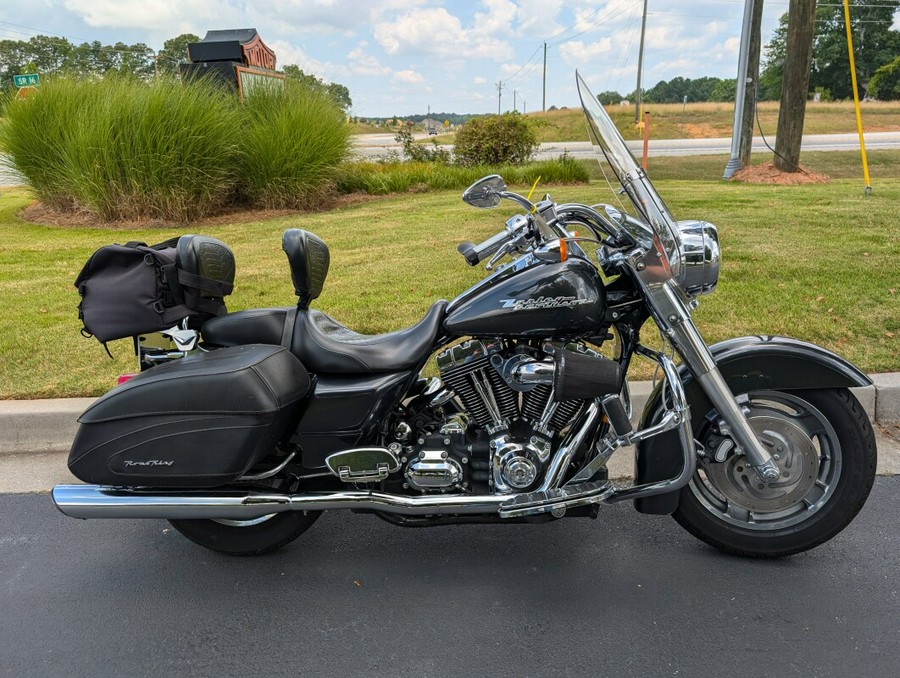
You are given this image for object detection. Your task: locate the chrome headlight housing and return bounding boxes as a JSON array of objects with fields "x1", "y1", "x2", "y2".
[{"x1": 673, "y1": 220, "x2": 720, "y2": 297}]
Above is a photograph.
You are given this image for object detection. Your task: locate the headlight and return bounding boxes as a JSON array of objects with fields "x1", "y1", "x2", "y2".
[{"x1": 674, "y1": 220, "x2": 720, "y2": 297}]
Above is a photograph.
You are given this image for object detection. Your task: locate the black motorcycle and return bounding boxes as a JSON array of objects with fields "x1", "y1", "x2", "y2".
[{"x1": 54, "y1": 74, "x2": 876, "y2": 558}]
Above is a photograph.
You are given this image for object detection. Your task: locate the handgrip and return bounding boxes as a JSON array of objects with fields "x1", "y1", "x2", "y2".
[{"x1": 457, "y1": 229, "x2": 513, "y2": 266}]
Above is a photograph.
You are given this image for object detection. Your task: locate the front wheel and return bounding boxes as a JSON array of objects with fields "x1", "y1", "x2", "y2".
[{"x1": 674, "y1": 388, "x2": 876, "y2": 558}]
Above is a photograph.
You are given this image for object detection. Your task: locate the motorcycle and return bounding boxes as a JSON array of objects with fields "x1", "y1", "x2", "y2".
[{"x1": 53, "y1": 73, "x2": 876, "y2": 558}]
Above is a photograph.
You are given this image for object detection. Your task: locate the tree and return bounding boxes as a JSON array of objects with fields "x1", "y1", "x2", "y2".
[
  {"x1": 868, "y1": 55, "x2": 900, "y2": 99},
  {"x1": 761, "y1": 1, "x2": 900, "y2": 99},
  {"x1": 709, "y1": 78, "x2": 737, "y2": 102},
  {"x1": 0, "y1": 39, "x2": 29, "y2": 82},
  {"x1": 325, "y1": 82, "x2": 352, "y2": 112},
  {"x1": 774, "y1": 0, "x2": 817, "y2": 172},
  {"x1": 157, "y1": 33, "x2": 199, "y2": 76},
  {"x1": 596, "y1": 90, "x2": 623, "y2": 105},
  {"x1": 282, "y1": 64, "x2": 352, "y2": 112}
]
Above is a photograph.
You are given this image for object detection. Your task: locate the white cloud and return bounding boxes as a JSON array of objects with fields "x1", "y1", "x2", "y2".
[
  {"x1": 347, "y1": 41, "x2": 392, "y2": 77},
  {"x1": 517, "y1": 0, "x2": 565, "y2": 37},
  {"x1": 393, "y1": 69, "x2": 424, "y2": 84},
  {"x1": 62, "y1": 0, "x2": 234, "y2": 32},
  {"x1": 268, "y1": 39, "x2": 347, "y2": 79},
  {"x1": 259, "y1": 0, "x2": 431, "y2": 33},
  {"x1": 559, "y1": 37, "x2": 613, "y2": 64},
  {"x1": 473, "y1": 76, "x2": 488, "y2": 85},
  {"x1": 373, "y1": 4, "x2": 513, "y2": 61}
]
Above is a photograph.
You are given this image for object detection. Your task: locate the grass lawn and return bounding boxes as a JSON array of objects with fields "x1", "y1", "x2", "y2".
[{"x1": 1, "y1": 153, "x2": 898, "y2": 399}]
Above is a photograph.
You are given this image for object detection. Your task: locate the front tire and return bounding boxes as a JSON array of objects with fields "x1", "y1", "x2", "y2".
[
  {"x1": 674, "y1": 388, "x2": 876, "y2": 558},
  {"x1": 169, "y1": 511, "x2": 321, "y2": 556}
]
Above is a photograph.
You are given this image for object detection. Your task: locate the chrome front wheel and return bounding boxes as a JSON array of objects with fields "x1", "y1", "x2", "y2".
[{"x1": 674, "y1": 388, "x2": 876, "y2": 557}]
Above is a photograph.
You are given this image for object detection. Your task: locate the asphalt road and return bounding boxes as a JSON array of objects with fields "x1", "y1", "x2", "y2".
[
  {"x1": 2, "y1": 478, "x2": 898, "y2": 677},
  {"x1": 350, "y1": 131, "x2": 900, "y2": 160},
  {"x1": 3, "y1": 132, "x2": 898, "y2": 185}
]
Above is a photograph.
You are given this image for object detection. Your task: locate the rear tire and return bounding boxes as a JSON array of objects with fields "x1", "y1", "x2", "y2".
[
  {"x1": 674, "y1": 388, "x2": 876, "y2": 558},
  {"x1": 169, "y1": 511, "x2": 320, "y2": 556}
]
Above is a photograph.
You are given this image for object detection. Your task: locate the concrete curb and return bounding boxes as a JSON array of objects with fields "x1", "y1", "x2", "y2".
[{"x1": 0, "y1": 376, "x2": 896, "y2": 457}]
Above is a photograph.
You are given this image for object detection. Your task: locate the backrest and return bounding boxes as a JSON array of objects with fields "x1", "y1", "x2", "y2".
[
  {"x1": 176, "y1": 235, "x2": 236, "y2": 299},
  {"x1": 282, "y1": 229, "x2": 329, "y2": 309}
]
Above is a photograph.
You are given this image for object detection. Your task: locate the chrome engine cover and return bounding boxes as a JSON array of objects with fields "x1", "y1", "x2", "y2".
[
  {"x1": 405, "y1": 449, "x2": 463, "y2": 491},
  {"x1": 490, "y1": 433, "x2": 547, "y2": 493}
]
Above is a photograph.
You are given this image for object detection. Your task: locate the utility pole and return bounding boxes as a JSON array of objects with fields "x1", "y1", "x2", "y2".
[
  {"x1": 723, "y1": 0, "x2": 758, "y2": 178},
  {"x1": 634, "y1": 0, "x2": 648, "y2": 124},
  {"x1": 523, "y1": 99, "x2": 526, "y2": 114},
  {"x1": 774, "y1": 0, "x2": 816, "y2": 172},
  {"x1": 513, "y1": 89, "x2": 517, "y2": 112},
  {"x1": 496, "y1": 81, "x2": 504, "y2": 114},
  {"x1": 542, "y1": 42, "x2": 547, "y2": 111}
]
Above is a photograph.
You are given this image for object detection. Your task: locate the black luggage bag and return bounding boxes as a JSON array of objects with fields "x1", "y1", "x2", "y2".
[{"x1": 75, "y1": 235, "x2": 235, "y2": 343}]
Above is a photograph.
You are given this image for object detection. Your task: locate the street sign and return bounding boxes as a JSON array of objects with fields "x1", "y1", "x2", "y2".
[{"x1": 13, "y1": 73, "x2": 40, "y2": 88}]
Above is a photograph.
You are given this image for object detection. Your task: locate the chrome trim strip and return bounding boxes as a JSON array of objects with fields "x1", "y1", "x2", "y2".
[{"x1": 239, "y1": 451, "x2": 296, "y2": 481}]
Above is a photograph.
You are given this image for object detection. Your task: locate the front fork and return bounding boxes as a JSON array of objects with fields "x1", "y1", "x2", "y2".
[{"x1": 645, "y1": 281, "x2": 780, "y2": 481}]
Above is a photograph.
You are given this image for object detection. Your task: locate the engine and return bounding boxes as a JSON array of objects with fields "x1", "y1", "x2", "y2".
[{"x1": 395, "y1": 339, "x2": 616, "y2": 495}]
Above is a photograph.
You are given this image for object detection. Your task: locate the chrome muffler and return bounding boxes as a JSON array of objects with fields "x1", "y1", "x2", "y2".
[{"x1": 51, "y1": 485, "x2": 508, "y2": 520}]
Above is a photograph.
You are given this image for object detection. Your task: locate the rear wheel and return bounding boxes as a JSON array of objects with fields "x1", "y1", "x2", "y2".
[
  {"x1": 169, "y1": 511, "x2": 320, "y2": 556},
  {"x1": 674, "y1": 388, "x2": 876, "y2": 558}
]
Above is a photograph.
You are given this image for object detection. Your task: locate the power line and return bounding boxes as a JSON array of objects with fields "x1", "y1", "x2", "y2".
[{"x1": 548, "y1": 1, "x2": 639, "y2": 46}]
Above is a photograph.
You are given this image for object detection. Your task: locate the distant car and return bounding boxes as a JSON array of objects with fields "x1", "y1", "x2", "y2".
[{"x1": 427, "y1": 128, "x2": 438, "y2": 135}]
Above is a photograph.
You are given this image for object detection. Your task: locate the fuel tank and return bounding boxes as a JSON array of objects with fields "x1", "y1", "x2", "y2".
[{"x1": 444, "y1": 258, "x2": 605, "y2": 338}]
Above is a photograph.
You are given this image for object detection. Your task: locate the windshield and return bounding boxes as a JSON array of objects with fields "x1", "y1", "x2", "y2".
[{"x1": 576, "y1": 72, "x2": 682, "y2": 275}]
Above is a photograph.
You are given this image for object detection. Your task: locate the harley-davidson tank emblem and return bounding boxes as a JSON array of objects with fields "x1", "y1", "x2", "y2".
[{"x1": 499, "y1": 296, "x2": 590, "y2": 311}]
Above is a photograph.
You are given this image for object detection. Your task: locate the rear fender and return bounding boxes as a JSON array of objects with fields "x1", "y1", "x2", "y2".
[{"x1": 634, "y1": 336, "x2": 871, "y2": 515}]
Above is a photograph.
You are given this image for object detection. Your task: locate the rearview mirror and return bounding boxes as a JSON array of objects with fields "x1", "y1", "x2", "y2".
[{"x1": 462, "y1": 175, "x2": 507, "y2": 208}]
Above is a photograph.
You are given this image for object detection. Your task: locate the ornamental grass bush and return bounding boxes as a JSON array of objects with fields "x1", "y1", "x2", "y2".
[
  {"x1": 239, "y1": 85, "x2": 350, "y2": 209},
  {"x1": 0, "y1": 76, "x2": 350, "y2": 221}
]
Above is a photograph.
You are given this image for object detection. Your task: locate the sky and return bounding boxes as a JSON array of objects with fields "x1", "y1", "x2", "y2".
[{"x1": 0, "y1": 0, "x2": 864, "y2": 117}]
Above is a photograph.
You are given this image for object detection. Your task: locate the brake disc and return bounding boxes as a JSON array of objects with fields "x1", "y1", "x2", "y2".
[{"x1": 705, "y1": 414, "x2": 819, "y2": 513}]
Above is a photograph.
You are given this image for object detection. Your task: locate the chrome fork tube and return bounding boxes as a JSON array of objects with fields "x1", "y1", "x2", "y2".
[{"x1": 645, "y1": 281, "x2": 779, "y2": 480}]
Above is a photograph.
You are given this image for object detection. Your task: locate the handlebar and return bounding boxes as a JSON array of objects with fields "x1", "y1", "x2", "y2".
[{"x1": 457, "y1": 229, "x2": 515, "y2": 266}]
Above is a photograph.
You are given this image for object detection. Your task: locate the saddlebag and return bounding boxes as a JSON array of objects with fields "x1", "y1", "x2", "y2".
[
  {"x1": 74, "y1": 235, "x2": 235, "y2": 343},
  {"x1": 68, "y1": 345, "x2": 310, "y2": 488}
]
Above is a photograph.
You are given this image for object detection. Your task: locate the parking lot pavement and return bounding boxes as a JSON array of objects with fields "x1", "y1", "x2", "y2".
[{"x1": 2, "y1": 477, "x2": 898, "y2": 677}]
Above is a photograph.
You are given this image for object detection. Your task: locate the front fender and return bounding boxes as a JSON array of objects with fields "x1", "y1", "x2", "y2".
[{"x1": 633, "y1": 335, "x2": 870, "y2": 515}]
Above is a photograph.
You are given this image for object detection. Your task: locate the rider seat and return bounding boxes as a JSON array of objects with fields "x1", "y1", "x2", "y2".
[{"x1": 201, "y1": 229, "x2": 446, "y2": 374}]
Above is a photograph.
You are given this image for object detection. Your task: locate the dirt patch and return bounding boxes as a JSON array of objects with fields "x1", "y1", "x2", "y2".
[
  {"x1": 17, "y1": 192, "x2": 383, "y2": 230},
  {"x1": 680, "y1": 122, "x2": 725, "y2": 138},
  {"x1": 729, "y1": 161, "x2": 830, "y2": 185}
]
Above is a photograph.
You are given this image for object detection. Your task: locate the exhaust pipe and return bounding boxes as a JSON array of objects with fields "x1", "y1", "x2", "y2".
[{"x1": 52, "y1": 485, "x2": 508, "y2": 520}]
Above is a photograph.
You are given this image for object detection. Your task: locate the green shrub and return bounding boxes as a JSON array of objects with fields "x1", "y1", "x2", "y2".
[
  {"x1": 868, "y1": 57, "x2": 900, "y2": 101},
  {"x1": 454, "y1": 113, "x2": 538, "y2": 167},
  {"x1": 393, "y1": 126, "x2": 452, "y2": 163},
  {"x1": 239, "y1": 85, "x2": 350, "y2": 209},
  {"x1": 1, "y1": 77, "x2": 242, "y2": 221}
]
